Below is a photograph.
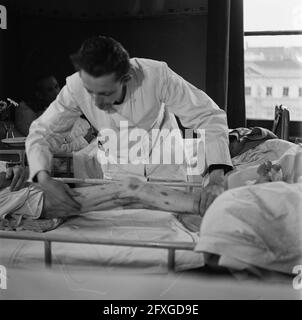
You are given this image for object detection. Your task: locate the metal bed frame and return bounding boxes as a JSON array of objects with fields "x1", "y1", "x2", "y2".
[
  {"x1": 0, "y1": 178, "x2": 203, "y2": 272},
  {"x1": 0, "y1": 231, "x2": 196, "y2": 272}
]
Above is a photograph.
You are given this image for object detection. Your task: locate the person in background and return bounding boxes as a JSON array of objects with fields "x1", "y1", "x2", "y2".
[
  {"x1": 15, "y1": 72, "x2": 97, "y2": 148},
  {"x1": 15, "y1": 73, "x2": 61, "y2": 136}
]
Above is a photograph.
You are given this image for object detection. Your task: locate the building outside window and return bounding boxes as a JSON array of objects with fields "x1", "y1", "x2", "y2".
[{"x1": 244, "y1": 0, "x2": 302, "y2": 121}]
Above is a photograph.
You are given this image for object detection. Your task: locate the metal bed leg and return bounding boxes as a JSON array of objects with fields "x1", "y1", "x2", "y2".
[
  {"x1": 167, "y1": 249, "x2": 175, "y2": 272},
  {"x1": 44, "y1": 241, "x2": 52, "y2": 268}
]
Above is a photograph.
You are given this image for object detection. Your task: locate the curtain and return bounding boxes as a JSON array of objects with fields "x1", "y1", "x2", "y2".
[{"x1": 206, "y1": 0, "x2": 246, "y2": 128}]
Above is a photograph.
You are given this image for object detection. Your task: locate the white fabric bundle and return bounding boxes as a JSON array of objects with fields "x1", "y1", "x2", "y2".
[
  {"x1": 0, "y1": 186, "x2": 43, "y2": 220},
  {"x1": 195, "y1": 181, "x2": 302, "y2": 274}
]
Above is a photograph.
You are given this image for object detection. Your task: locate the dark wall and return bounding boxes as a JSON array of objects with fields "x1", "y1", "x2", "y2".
[
  {"x1": 0, "y1": 2, "x2": 18, "y2": 99},
  {"x1": 10, "y1": 14, "x2": 207, "y2": 99}
]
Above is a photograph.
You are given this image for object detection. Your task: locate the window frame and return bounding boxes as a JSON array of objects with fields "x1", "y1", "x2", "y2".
[{"x1": 244, "y1": 29, "x2": 302, "y2": 138}]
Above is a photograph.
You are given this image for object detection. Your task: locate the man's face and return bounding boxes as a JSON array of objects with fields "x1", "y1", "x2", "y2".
[{"x1": 80, "y1": 70, "x2": 125, "y2": 112}]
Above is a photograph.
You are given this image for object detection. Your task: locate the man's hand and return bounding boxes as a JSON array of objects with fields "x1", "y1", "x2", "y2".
[
  {"x1": 37, "y1": 171, "x2": 81, "y2": 218},
  {"x1": 6, "y1": 165, "x2": 29, "y2": 191},
  {"x1": 199, "y1": 169, "x2": 225, "y2": 215}
]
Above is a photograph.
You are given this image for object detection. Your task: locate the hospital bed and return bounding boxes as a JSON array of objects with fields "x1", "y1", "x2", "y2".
[
  {"x1": 1, "y1": 138, "x2": 301, "y2": 279},
  {"x1": 0, "y1": 179, "x2": 205, "y2": 273},
  {"x1": 0, "y1": 230, "x2": 195, "y2": 272}
]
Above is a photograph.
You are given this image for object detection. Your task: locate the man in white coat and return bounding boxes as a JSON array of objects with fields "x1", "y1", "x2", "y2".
[{"x1": 26, "y1": 36, "x2": 233, "y2": 216}]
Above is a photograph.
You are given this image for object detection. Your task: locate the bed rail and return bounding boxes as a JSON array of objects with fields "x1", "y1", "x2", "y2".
[{"x1": 0, "y1": 231, "x2": 196, "y2": 272}]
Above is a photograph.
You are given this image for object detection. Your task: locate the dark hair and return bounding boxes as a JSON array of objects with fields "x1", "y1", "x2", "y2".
[
  {"x1": 34, "y1": 73, "x2": 56, "y2": 91},
  {"x1": 70, "y1": 36, "x2": 130, "y2": 80}
]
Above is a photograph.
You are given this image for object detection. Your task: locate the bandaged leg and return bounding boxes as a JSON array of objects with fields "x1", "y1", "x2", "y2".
[
  {"x1": 42, "y1": 177, "x2": 202, "y2": 218},
  {"x1": 1, "y1": 176, "x2": 203, "y2": 228}
]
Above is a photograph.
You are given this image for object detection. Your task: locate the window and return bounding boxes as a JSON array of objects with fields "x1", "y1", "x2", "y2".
[
  {"x1": 266, "y1": 87, "x2": 272, "y2": 96},
  {"x1": 245, "y1": 86, "x2": 252, "y2": 95},
  {"x1": 244, "y1": 0, "x2": 302, "y2": 121},
  {"x1": 283, "y1": 87, "x2": 289, "y2": 96}
]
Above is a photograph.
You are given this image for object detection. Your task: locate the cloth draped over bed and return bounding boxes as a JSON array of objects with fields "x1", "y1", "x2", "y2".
[{"x1": 196, "y1": 181, "x2": 302, "y2": 275}]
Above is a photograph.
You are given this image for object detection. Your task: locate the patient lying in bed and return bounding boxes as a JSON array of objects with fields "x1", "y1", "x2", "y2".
[
  {"x1": 0, "y1": 139, "x2": 301, "y2": 231},
  {"x1": 0, "y1": 173, "x2": 203, "y2": 232}
]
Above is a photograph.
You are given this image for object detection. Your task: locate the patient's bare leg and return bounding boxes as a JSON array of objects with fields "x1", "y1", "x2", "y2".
[{"x1": 41, "y1": 178, "x2": 201, "y2": 218}]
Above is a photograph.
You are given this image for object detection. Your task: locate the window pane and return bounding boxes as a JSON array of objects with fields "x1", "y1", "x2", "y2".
[
  {"x1": 244, "y1": 0, "x2": 302, "y2": 32},
  {"x1": 266, "y1": 87, "x2": 272, "y2": 96},
  {"x1": 283, "y1": 87, "x2": 289, "y2": 96},
  {"x1": 245, "y1": 35, "x2": 302, "y2": 120}
]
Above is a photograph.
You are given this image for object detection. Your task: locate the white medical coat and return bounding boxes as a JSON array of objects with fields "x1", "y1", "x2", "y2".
[{"x1": 26, "y1": 58, "x2": 232, "y2": 181}]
